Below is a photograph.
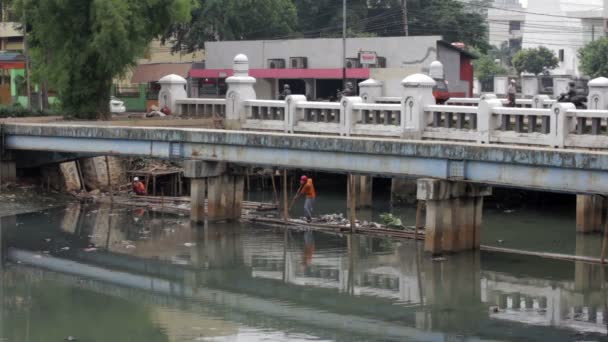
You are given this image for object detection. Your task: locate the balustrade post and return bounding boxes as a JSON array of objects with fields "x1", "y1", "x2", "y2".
[
  {"x1": 225, "y1": 54, "x2": 257, "y2": 130},
  {"x1": 286, "y1": 95, "x2": 306, "y2": 134},
  {"x1": 532, "y1": 95, "x2": 550, "y2": 109},
  {"x1": 587, "y1": 77, "x2": 608, "y2": 110},
  {"x1": 552, "y1": 102, "x2": 575, "y2": 148},
  {"x1": 358, "y1": 79, "x2": 383, "y2": 103},
  {"x1": 401, "y1": 74, "x2": 436, "y2": 139},
  {"x1": 493, "y1": 76, "x2": 508, "y2": 98},
  {"x1": 158, "y1": 74, "x2": 188, "y2": 115},
  {"x1": 341, "y1": 96, "x2": 363, "y2": 137},
  {"x1": 477, "y1": 98, "x2": 503, "y2": 144},
  {"x1": 522, "y1": 76, "x2": 539, "y2": 98}
]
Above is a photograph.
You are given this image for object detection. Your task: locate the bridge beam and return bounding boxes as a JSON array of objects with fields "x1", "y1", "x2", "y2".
[
  {"x1": 576, "y1": 195, "x2": 606, "y2": 234},
  {"x1": 184, "y1": 160, "x2": 244, "y2": 223},
  {"x1": 417, "y1": 179, "x2": 492, "y2": 255}
]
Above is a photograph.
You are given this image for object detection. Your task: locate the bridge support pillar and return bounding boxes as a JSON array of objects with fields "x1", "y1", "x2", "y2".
[
  {"x1": 347, "y1": 175, "x2": 372, "y2": 209},
  {"x1": 576, "y1": 195, "x2": 606, "y2": 233},
  {"x1": 417, "y1": 179, "x2": 492, "y2": 255},
  {"x1": 184, "y1": 160, "x2": 244, "y2": 224},
  {"x1": 0, "y1": 159, "x2": 16, "y2": 184}
]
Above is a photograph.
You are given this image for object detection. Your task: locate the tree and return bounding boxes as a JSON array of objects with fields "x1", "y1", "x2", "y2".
[
  {"x1": 511, "y1": 46, "x2": 559, "y2": 76},
  {"x1": 579, "y1": 37, "x2": 608, "y2": 78},
  {"x1": 15, "y1": 0, "x2": 194, "y2": 119},
  {"x1": 293, "y1": 0, "x2": 369, "y2": 38},
  {"x1": 406, "y1": 0, "x2": 490, "y2": 52},
  {"x1": 473, "y1": 52, "x2": 507, "y2": 91},
  {"x1": 165, "y1": 0, "x2": 298, "y2": 53}
]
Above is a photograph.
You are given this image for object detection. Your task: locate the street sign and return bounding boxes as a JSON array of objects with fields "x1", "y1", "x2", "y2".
[{"x1": 359, "y1": 51, "x2": 377, "y2": 65}]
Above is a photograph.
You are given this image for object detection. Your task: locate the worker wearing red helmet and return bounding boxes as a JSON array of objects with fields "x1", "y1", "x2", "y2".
[{"x1": 296, "y1": 175, "x2": 316, "y2": 223}]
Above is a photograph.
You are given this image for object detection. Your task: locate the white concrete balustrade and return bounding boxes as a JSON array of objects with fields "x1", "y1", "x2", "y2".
[{"x1": 159, "y1": 54, "x2": 608, "y2": 151}]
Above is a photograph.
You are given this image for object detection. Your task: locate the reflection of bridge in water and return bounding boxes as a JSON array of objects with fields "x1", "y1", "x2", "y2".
[{"x1": 3, "y1": 204, "x2": 608, "y2": 340}]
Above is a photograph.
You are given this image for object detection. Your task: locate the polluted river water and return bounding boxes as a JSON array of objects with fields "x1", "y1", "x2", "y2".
[{"x1": 0, "y1": 187, "x2": 608, "y2": 341}]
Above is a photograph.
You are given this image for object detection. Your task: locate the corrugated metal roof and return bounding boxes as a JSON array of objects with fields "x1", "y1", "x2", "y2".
[{"x1": 131, "y1": 63, "x2": 192, "y2": 84}]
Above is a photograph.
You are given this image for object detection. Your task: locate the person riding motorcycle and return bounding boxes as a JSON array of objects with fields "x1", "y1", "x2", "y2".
[{"x1": 558, "y1": 81, "x2": 587, "y2": 109}]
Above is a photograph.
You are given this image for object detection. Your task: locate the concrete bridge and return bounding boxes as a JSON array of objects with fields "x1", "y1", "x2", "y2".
[{"x1": 4, "y1": 54, "x2": 608, "y2": 254}]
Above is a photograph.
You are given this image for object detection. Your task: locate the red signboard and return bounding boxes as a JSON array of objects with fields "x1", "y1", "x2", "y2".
[{"x1": 359, "y1": 51, "x2": 377, "y2": 65}]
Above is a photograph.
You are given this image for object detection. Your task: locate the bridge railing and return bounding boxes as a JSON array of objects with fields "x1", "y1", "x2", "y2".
[
  {"x1": 423, "y1": 105, "x2": 479, "y2": 142},
  {"x1": 490, "y1": 107, "x2": 555, "y2": 146},
  {"x1": 446, "y1": 97, "x2": 556, "y2": 109},
  {"x1": 351, "y1": 103, "x2": 402, "y2": 137},
  {"x1": 242, "y1": 100, "x2": 288, "y2": 132},
  {"x1": 564, "y1": 109, "x2": 608, "y2": 149},
  {"x1": 176, "y1": 98, "x2": 226, "y2": 118},
  {"x1": 293, "y1": 101, "x2": 342, "y2": 135}
]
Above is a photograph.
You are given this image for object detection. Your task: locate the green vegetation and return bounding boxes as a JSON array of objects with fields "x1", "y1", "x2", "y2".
[
  {"x1": 579, "y1": 37, "x2": 608, "y2": 78},
  {"x1": 473, "y1": 52, "x2": 508, "y2": 84},
  {"x1": 15, "y1": 0, "x2": 195, "y2": 120},
  {"x1": 166, "y1": 0, "x2": 490, "y2": 52},
  {"x1": 379, "y1": 213, "x2": 403, "y2": 228},
  {"x1": 0, "y1": 104, "x2": 54, "y2": 118},
  {"x1": 512, "y1": 46, "x2": 559, "y2": 76}
]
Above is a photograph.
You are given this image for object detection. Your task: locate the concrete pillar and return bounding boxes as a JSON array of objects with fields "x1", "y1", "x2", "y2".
[
  {"x1": 158, "y1": 74, "x2": 187, "y2": 115},
  {"x1": 401, "y1": 74, "x2": 436, "y2": 138},
  {"x1": 522, "y1": 76, "x2": 539, "y2": 98},
  {"x1": 358, "y1": 78, "x2": 383, "y2": 103},
  {"x1": 417, "y1": 179, "x2": 491, "y2": 255},
  {"x1": 391, "y1": 178, "x2": 417, "y2": 205},
  {"x1": 0, "y1": 159, "x2": 15, "y2": 183},
  {"x1": 190, "y1": 178, "x2": 206, "y2": 224},
  {"x1": 225, "y1": 54, "x2": 257, "y2": 130},
  {"x1": 347, "y1": 175, "x2": 372, "y2": 209},
  {"x1": 576, "y1": 195, "x2": 606, "y2": 233},
  {"x1": 494, "y1": 76, "x2": 508, "y2": 97},
  {"x1": 553, "y1": 78, "x2": 571, "y2": 99},
  {"x1": 574, "y1": 234, "x2": 603, "y2": 292},
  {"x1": 587, "y1": 77, "x2": 608, "y2": 110},
  {"x1": 184, "y1": 160, "x2": 244, "y2": 223}
]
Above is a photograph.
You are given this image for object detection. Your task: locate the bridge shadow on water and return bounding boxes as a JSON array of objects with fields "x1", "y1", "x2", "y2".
[{"x1": 0, "y1": 201, "x2": 607, "y2": 341}]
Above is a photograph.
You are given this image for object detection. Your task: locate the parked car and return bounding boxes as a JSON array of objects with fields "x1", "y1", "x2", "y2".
[{"x1": 110, "y1": 96, "x2": 126, "y2": 113}]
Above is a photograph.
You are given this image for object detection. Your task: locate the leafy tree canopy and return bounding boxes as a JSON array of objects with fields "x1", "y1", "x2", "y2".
[
  {"x1": 16, "y1": 0, "x2": 194, "y2": 119},
  {"x1": 472, "y1": 52, "x2": 508, "y2": 83},
  {"x1": 511, "y1": 46, "x2": 559, "y2": 75},
  {"x1": 165, "y1": 0, "x2": 298, "y2": 52},
  {"x1": 579, "y1": 37, "x2": 608, "y2": 78}
]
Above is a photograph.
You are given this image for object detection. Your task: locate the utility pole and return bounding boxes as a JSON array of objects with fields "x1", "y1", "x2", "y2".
[
  {"x1": 342, "y1": 0, "x2": 347, "y2": 89},
  {"x1": 22, "y1": 1, "x2": 31, "y2": 110},
  {"x1": 402, "y1": 0, "x2": 409, "y2": 37}
]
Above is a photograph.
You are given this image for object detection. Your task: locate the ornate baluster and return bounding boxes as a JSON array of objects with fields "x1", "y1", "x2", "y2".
[
  {"x1": 577, "y1": 118, "x2": 587, "y2": 135},
  {"x1": 592, "y1": 118, "x2": 601, "y2": 135},
  {"x1": 515, "y1": 115, "x2": 524, "y2": 133},
  {"x1": 433, "y1": 112, "x2": 441, "y2": 128},
  {"x1": 528, "y1": 115, "x2": 537, "y2": 133},
  {"x1": 501, "y1": 114, "x2": 510, "y2": 131},
  {"x1": 541, "y1": 116, "x2": 550, "y2": 134}
]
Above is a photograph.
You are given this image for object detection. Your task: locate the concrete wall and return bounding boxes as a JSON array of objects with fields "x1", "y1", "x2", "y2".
[
  {"x1": 255, "y1": 79, "x2": 274, "y2": 100},
  {"x1": 205, "y1": 36, "x2": 441, "y2": 70},
  {"x1": 437, "y1": 45, "x2": 469, "y2": 96},
  {"x1": 370, "y1": 67, "x2": 421, "y2": 97}
]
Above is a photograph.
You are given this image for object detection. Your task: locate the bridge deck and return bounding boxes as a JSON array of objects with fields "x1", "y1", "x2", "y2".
[{"x1": 3, "y1": 122, "x2": 608, "y2": 194}]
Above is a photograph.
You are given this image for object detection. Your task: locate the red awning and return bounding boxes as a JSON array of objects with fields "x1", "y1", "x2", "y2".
[
  {"x1": 0, "y1": 62, "x2": 25, "y2": 69},
  {"x1": 189, "y1": 68, "x2": 370, "y2": 80}
]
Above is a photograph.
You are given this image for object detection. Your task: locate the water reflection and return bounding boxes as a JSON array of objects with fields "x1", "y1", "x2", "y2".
[{"x1": 0, "y1": 205, "x2": 608, "y2": 341}]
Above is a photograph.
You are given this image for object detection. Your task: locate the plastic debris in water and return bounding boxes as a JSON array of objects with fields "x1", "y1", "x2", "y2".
[
  {"x1": 125, "y1": 245, "x2": 136, "y2": 249},
  {"x1": 184, "y1": 242, "x2": 196, "y2": 247},
  {"x1": 60, "y1": 247, "x2": 70, "y2": 251}
]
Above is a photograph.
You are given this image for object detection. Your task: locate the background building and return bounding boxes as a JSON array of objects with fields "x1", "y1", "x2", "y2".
[
  {"x1": 192, "y1": 36, "x2": 475, "y2": 99},
  {"x1": 488, "y1": 0, "x2": 525, "y2": 49}
]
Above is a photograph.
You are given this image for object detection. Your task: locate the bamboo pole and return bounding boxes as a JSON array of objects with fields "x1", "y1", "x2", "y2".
[
  {"x1": 283, "y1": 170, "x2": 289, "y2": 223},
  {"x1": 270, "y1": 171, "x2": 279, "y2": 205},
  {"x1": 415, "y1": 200, "x2": 424, "y2": 241},
  {"x1": 601, "y1": 213, "x2": 608, "y2": 264},
  {"x1": 349, "y1": 174, "x2": 356, "y2": 233}
]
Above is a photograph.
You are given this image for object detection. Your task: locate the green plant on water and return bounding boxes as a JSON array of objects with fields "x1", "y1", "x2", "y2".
[{"x1": 379, "y1": 213, "x2": 403, "y2": 229}]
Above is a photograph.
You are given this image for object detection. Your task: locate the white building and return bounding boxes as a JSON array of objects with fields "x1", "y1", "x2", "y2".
[
  {"x1": 523, "y1": 0, "x2": 605, "y2": 77},
  {"x1": 488, "y1": 0, "x2": 525, "y2": 49}
]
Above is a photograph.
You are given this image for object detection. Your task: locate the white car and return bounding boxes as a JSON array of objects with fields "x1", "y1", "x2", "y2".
[{"x1": 110, "y1": 97, "x2": 127, "y2": 113}]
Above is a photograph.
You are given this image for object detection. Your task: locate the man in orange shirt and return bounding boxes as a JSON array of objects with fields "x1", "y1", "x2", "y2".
[
  {"x1": 132, "y1": 177, "x2": 147, "y2": 196},
  {"x1": 296, "y1": 175, "x2": 316, "y2": 223}
]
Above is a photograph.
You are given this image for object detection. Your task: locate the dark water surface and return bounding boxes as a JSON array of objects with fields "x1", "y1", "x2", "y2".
[{"x1": 1, "y1": 193, "x2": 608, "y2": 341}]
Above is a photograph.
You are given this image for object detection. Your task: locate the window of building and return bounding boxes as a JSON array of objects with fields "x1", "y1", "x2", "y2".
[
  {"x1": 559, "y1": 49, "x2": 564, "y2": 62},
  {"x1": 509, "y1": 21, "x2": 521, "y2": 33}
]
